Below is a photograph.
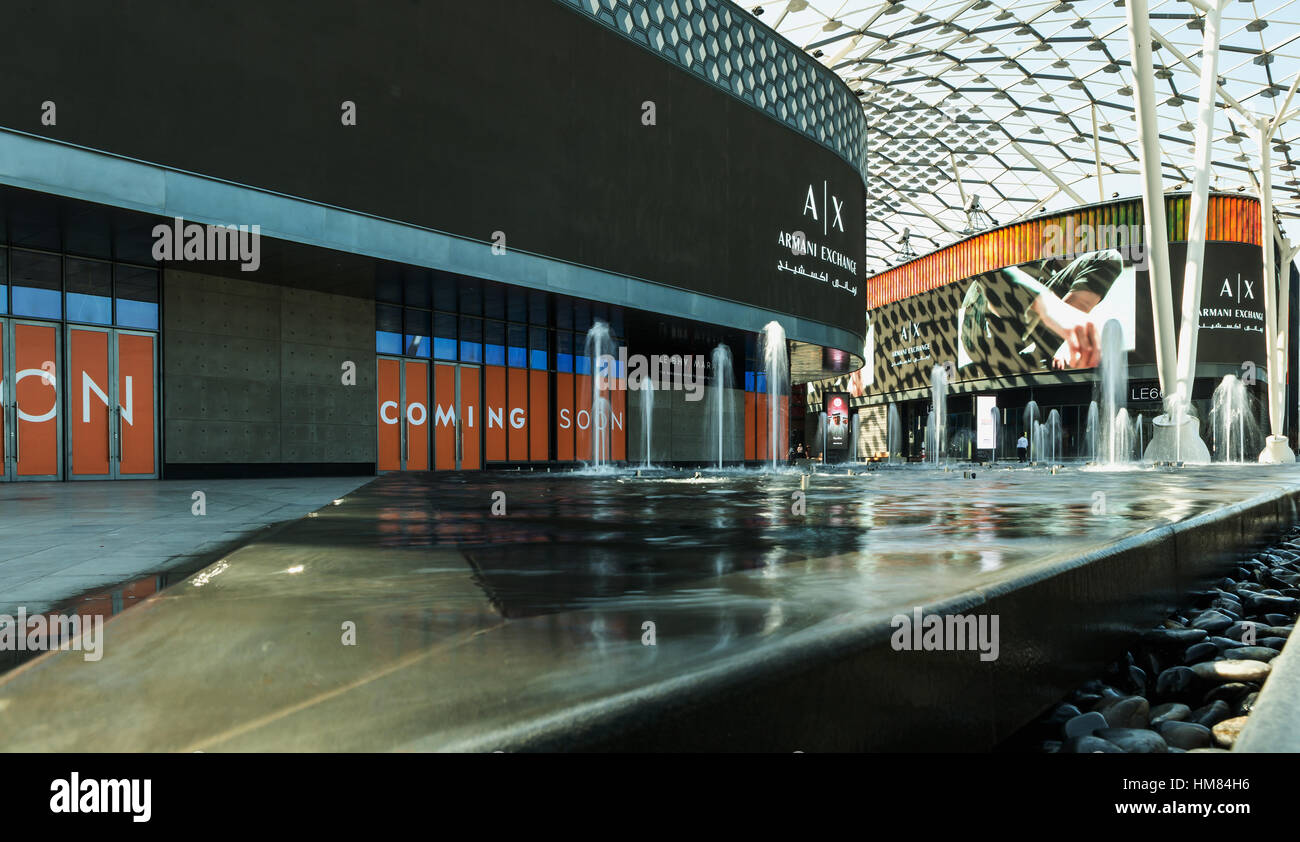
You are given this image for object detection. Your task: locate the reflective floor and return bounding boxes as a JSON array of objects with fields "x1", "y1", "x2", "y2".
[{"x1": 2, "y1": 464, "x2": 1299, "y2": 751}]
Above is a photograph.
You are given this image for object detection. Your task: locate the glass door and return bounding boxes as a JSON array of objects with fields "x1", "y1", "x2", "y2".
[
  {"x1": 66, "y1": 325, "x2": 159, "y2": 479},
  {"x1": 1, "y1": 319, "x2": 63, "y2": 481},
  {"x1": 376, "y1": 357, "x2": 430, "y2": 471}
]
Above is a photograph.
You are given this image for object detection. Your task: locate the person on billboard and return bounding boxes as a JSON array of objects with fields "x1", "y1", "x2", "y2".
[{"x1": 957, "y1": 249, "x2": 1124, "y2": 371}]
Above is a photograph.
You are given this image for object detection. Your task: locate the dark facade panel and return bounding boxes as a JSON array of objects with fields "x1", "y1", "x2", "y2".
[{"x1": 0, "y1": 0, "x2": 866, "y2": 342}]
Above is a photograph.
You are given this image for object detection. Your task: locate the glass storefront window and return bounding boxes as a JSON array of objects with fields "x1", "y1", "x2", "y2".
[
  {"x1": 507, "y1": 324, "x2": 527, "y2": 368},
  {"x1": 65, "y1": 257, "x2": 113, "y2": 325},
  {"x1": 433, "y1": 271, "x2": 457, "y2": 312},
  {"x1": 403, "y1": 271, "x2": 430, "y2": 309},
  {"x1": 459, "y1": 315, "x2": 482, "y2": 363},
  {"x1": 459, "y1": 278, "x2": 481, "y2": 316},
  {"x1": 403, "y1": 308, "x2": 431, "y2": 358},
  {"x1": 433, "y1": 312, "x2": 456, "y2": 360},
  {"x1": 10, "y1": 249, "x2": 62, "y2": 319},
  {"x1": 555, "y1": 295, "x2": 573, "y2": 331},
  {"x1": 376, "y1": 303, "x2": 403, "y2": 354},
  {"x1": 114, "y1": 264, "x2": 159, "y2": 329},
  {"x1": 557, "y1": 331, "x2": 574, "y2": 373},
  {"x1": 507, "y1": 287, "x2": 527, "y2": 323},
  {"x1": 529, "y1": 290, "x2": 547, "y2": 325},
  {"x1": 483, "y1": 281, "x2": 505, "y2": 321},
  {"x1": 484, "y1": 320, "x2": 506, "y2": 366},
  {"x1": 0, "y1": 248, "x2": 7, "y2": 314},
  {"x1": 529, "y1": 326, "x2": 547, "y2": 370}
]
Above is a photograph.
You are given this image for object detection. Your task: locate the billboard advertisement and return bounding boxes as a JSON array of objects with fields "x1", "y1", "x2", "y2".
[
  {"x1": 976, "y1": 395, "x2": 997, "y2": 449},
  {"x1": 826, "y1": 241, "x2": 1264, "y2": 401},
  {"x1": 825, "y1": 392, "x2": 851, "y2": 450}
]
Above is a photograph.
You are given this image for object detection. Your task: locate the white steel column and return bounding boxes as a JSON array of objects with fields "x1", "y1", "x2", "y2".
[
  {"x1": 1126, "y1": 0, "x2": 1178, "y2": 403},
  {"x1": 1257, "y1": 121, "x2": 1287, "y2": 455},
  {"x1": 1173, "y1": 1, "x2": 1223, "y2": 420}
]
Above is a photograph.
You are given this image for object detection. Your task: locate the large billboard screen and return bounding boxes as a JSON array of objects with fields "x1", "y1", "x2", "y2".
[
  {"x1": 0, "y1": 0, "x2": 866, "y2": 342},
  {"x1": 838, "y1": 241, "x2": 1264, "y2": 399}
]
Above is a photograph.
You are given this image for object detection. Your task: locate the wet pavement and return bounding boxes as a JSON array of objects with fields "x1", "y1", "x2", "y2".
[
  {"x1": 0, "y1": 477, "x2": 371, "y2": 619},
  {"x1": 2, "y1": 464, "x2": 1300, "y2": 751}
]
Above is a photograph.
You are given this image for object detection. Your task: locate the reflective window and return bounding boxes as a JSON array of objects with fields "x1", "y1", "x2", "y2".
[
  {"x1": 403, "y1": 308, "x2": 431, "y2": 358},
  {"x1": 529, "y1": 290, "x2": 547, "y2": 325},
  {"x1": 10, "y1": 250, "x2": 62, "y2": 319},
  {"x1": 376, "y1": 304, "x2": 403, "y2": 355},
  {"x1": 507, "y1": 324, "x2": 527, "y2": 368},
  {"x1": 433, "y1": 312, "x2": 457, "y2": 360},
  {"x1": 483, "y1": 281, "x2": 505, "y2": 321},
  {"x1": 507, "y1": 287, "x2": 527, "y2": 323},
  {"x1": 459, "y1": 315, "x2": 482, "y2": 363},
  {"x1": 65, "y1": 257, "x2": 113, "y2": 325},
  {"x1": 484, "y1": 320, "x2": 506, "y2": 366},
  {"x1": 403, "y1": 271, "x2": 430, "y2": 310},
  {"x1": 557, "y1": 331, "x2": 574, "y2": 373},
  {"x1": 529, "y1": 326, "x2": 548, "y2": 370},
  {"x1": 459, "y1": 278, "x2": 481, "y2": 316},
  {"x1": 114, "y1": 264, "x2": 159, "y2": 329},
  {"x1": 433, "y1": 271, "x2": 458, "y2": 312},
  {"x1": 0, "y1": 248, "x2": 7, "y2": 314}
]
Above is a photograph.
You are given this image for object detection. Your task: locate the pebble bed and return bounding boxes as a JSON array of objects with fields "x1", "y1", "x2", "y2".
[{"x1": 1028, "y1": 527, "x2": 1300, "y2": 753}]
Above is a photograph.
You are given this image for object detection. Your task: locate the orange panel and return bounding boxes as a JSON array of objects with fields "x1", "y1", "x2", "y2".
[
  {"x1": 744, "y1": 391, "x2": 756, "y2": 461},
  {"x1": 575, "y1": 373, "x2": 592, "y2": 463},
  {"x1": 484, "y1": 365, "x2": 506, "y2": 461},
  {"x1": 611, "y1": 377, "x2": 626, "y2": 462},
  {"x1": 432, "y1": 363, "x2": 456, "y2": 470},
  {"x1": 14, "y1": 322, "x2": 59, "y2": 477},
  {"x1": 556, "y1": 372, "x2": 574, "y2": 461},
  {"x1": 0, "y1": 322, "x2": 4, "y2": 465},
  {"x1": 117, "y1": 332, "x2": 156, "y2": 476},
  {"x1": 377, "y1": 359, "x2": 402, "y2": 471},
  {"x1": 69, "y1": 328, "x2": 111, "y2": 476},
  {"x1": 756, "y1": 392, "x2": 769, "y2": 463},
  {"x1": 507, "y1": 367, "x2": 528, "y2": 461},
  {"x1": 776, "y1": 395, "x2": 788, "y2": 459},
  {"x1": 404, "y1": 360, "x2": 429, "y2": 470},
  {"x1": 529, "y1": 369, "x2": 549, "y2": 462},
  {"x1": 460, "y1": 367, "x2": 481, "y2": 470}
]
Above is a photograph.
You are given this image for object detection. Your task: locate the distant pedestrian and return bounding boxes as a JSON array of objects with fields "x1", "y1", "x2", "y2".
[{"x1": 1016, "y1": 433, "x2": 1029, "y2": 463}]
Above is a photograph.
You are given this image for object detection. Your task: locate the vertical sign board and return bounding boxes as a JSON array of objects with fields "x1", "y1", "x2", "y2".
[
  {"x1": 0, "y1": 321, "x2": 4, "y2": 469},
  {"x1": 432, "y1": 363, "x2": 457, "y2": 470},
  {"x1": 529, "y1": 369, "x2": 549, "y2": 462},
  {"x1": 404, "y1": 360, "x2": 429, "y2": 470},
  {"x1": 460, "y1": 367, "x2": 481, "y2": 470},
  {"x1": 485, "y1": 366, "x2": 507, "y2": 462},
  {"x1": 507, "y1": 367, "x2": 528, "y2": 461},
  {"x1": 556, "y1": 372, "x2": 574, "y2": 461},
  {"x1": 15, "y1": 323, "x2": 59, "y2": 477},
  {"x1": 824, "y1": 392, "x2": 850, "y2": 451},
  {"x1": 117, "y1": 332, "x2": 157, "y2": 476},
  {"x1": 377, "y1": 359, "x2": 402, "y2": 471},
  {"x1": 976, "y1": 395, "x2": 997, "y2": 450},
  {"x1": 69, "y1": 328, "x2": 111, "y2": 476}
]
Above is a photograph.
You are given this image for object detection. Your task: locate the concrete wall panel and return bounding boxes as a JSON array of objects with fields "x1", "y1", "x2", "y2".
[{"x1": 164, "y1": 268, "x2": 376, "y2": 473}]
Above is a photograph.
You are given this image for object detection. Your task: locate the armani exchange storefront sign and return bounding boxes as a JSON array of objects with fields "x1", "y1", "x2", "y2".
[{"x1": 775, "y1": 182, "x2": 860, "y2": 300}]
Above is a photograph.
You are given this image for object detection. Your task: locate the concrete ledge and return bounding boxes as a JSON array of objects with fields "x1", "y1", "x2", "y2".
[
  {"x1": 439, "y1": 484, "x2": 1300, "y2": 752},
  {"x1": 1235, "y1": 637, "x2": 1300, "y2": 751}
]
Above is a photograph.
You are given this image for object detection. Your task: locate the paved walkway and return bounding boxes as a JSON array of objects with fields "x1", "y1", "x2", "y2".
[{"x1": 0, "y1": 477, "x2": 373, "y2": 617}]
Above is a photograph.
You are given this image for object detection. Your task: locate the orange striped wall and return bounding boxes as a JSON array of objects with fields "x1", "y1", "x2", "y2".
[{"x1": 867, "y1": 194, "x2": 1263, "y2": 309}]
